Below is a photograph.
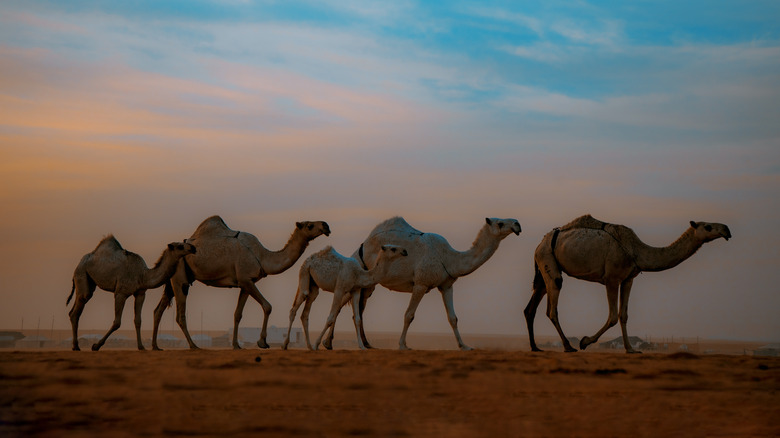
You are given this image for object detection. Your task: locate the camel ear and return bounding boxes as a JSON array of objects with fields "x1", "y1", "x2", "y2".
[
  {"x1": 485, "y1": 218, "x2": 492, "y2": 226},
  {"x1": 690, "y1": 221, "x2": 698, "y2": 229},
  {"x1": 168, "y1": 243, "x2": 174, "y2": 250},
  {"x1": 296, "y1": 222, "x2": 303, "y2": 230}
]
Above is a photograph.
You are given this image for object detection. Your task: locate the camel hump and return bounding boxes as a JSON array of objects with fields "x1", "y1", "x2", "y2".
[
  {"x1": 559, "y1": 214, "x2": 609, "y2": 232},
  {"x1": 369, "y1": 216, "x2": 423, "y2": 236},
  {"x1": 191, "y1": 215, "x2": 237, "y2": 239},
  {"x1": 95, "y1": 234, "x2": 123, "y2": 252}
]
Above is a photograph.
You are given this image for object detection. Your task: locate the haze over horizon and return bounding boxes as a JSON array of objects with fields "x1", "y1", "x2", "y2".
[{"x1": 1, "y1": 1, "x2": 778, "y2": 344}]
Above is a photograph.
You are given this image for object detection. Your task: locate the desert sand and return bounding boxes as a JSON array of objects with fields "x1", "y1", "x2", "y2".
[{"x1": 1, "y1": 341, "x2": 779, "y2": 437}]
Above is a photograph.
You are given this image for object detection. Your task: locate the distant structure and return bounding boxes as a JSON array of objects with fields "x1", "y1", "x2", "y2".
[
  {"x1": 0, "y1": 331, "x2": 24, "y2": 348},
  {"x1": 754, "y1": 343, "x2": 780, "y2": 357}
]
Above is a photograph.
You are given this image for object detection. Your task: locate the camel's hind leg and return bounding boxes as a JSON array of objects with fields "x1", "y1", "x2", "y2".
[
  {"x1": 524, "y1": 264, "x2": 548, "y2": 352},
  {"x1": 93, "y1": 292, "x2": 130, "y2": 351},
  {"x1": 540, "y1": 263, "x2": 576, "y2": 352},
  {"x1": 69, "y1": 276, "x2": 96, "y2": 351},
  {"x1": 356, "y1": 287, "x2": 375, "y2": 349},
  {"x1": 580, "y1": 280, "x2": 620, "y2": 350},
  {"x1": 284, "y1": 285, "x2": 308, "y2": 350}
]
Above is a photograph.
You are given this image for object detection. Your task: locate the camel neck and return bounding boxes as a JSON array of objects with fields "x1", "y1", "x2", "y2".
[
  {"x1": 261, "y1": 230, "x2": 310, "y2": 275},
  {"x1": 636, "y1": 228, "x2": 703, "y2": 272},
  {"x1": 447, "y1": 225, "x2": 501, "y2": 278},
  {"x1": 143, "y1": 250, "x2": 180, "y2": 288}
]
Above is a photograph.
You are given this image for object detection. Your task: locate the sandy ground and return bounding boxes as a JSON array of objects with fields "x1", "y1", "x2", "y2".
[{"x1": 1, "y1": 346, "x2": 778, "y2": 437}]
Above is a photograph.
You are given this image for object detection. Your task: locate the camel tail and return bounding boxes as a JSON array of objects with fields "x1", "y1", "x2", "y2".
[{"x1": 66, "y1": 280, "x2": 75, "y2": 305}]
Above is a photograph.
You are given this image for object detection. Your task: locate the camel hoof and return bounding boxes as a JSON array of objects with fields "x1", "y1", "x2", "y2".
[
  {"x1": 564, "y1": 347, "x2": 578, "y2": 353},
  {"x1": 91, "y1": 343, "x2": 101, "y2": 351},
  {"x1": 189, "y1": 345, "x2": 201, "y2": 350},
  {"x1": 460, "y1": 345, "x2": 474, "y2": 351},
  {"x1": 137, "y1": 345, "x2": 146, "y2": 351},
  {"x1": 579, "y1": 337, "x2": 592, "y2": 350},
  {"x1": 153, "y1": 346, "x2": 163, "y2": 351},
  {"x1": 530, "y1": 347, "x2": 544, "y2": 352},
  {"x1": 72, "y1": 346, "x2": 80, "y2": 352},
  {"x1": 257, "y1": 340, "x2": 270, "y2": 349},
  {"x1": 626, "y1": 349, "x2": 642, "y2": 354},
  {"x1": 233, "y1": 344, "x2": 242, "y2": 350}
]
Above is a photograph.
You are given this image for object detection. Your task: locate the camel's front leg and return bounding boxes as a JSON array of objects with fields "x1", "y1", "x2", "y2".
[
  {"x1": 313, "y1": 288, "x2": 346, "y2": 350},
  {"x1": 93, "y1": 293, "x2": 129, "y2": 351},
  {"x1": 580, "y1": 281, "x2": 620, "y2": 350},
  {"x1": 173, "y1": 283, "x2": 199, "y2": 349},
  {"x1": 240, "y1": 281, "x2": 272, "y2": 349},
  {"x1": 133, "y1": 292, "x2": 146, "y2": 351},
  {"x1": 439, "y1": 285, "x2": 472, "y2": 351},
  {"x1": 619, "y1": 278, "x2": 640, "y2": 354},
  {"x1": 399, "y1": 285, "x2": 428, "y2": 350}
]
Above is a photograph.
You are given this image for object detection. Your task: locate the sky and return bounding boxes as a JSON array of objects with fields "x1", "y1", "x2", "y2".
[{"x1": 1, "y1": 0, "x2": 778, "y2": 345}]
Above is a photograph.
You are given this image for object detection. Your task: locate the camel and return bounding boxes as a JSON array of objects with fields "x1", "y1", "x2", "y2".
[
  {"x1": 352, "y1": 216, "x2": 521, "y2": 350},
  {"x1": 66, "y1": 236, "x2": 196, "y2": 351},
  {"x1": 283, "y1": 244, "x2": 408, "y2": 351},
  {"x1": 151, "y1": 215, "x2": 330, "y2": 350},
  {"x1": 524, "y1": 214, "x2": 731, "y2": 353}
]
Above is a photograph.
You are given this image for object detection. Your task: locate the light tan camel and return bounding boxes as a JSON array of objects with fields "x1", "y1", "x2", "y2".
[
  {"x1": 283, "y1": 244, "x2": 408, "y2": 351},
  {"x1": 66, "y1": 236, "x2": 196, "y2": 351},
  {"x1": 352, "y1": 217, "x2": 521, "y2": 350},
  {"x1": 524, "y1": 214, "x2": 731, "y2": 353},
  {"x1": 151, "y1": 215, "x2": 330, "y2": 350}
]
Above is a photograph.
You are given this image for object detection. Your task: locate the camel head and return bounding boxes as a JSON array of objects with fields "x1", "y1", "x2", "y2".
[
  {"x1": 379, "y1": 244, "x2": 409, "y2": 258},
  {"x1": 167, "y1": 241, "x2": 197, "y2": 256},
  {"x1": 689, "y1": 221, "x2": 731, "y2": 243},
  {"x1": 485, "y1": 218, "x2": 522, "y2": 238},
  {"x1": 295, "y1": 221, "x2": 331, "y2": 239}
]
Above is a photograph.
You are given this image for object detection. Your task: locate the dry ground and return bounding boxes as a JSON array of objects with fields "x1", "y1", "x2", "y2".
[{"x1": 1, "y1": 348, "x2": 778, "y2": 437}]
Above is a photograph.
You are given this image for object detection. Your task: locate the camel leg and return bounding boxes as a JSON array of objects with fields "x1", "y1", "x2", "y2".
[
  {"x1": 524, "y1": 266, "x2": 548, "y2": 352},
  {"x1": 541, "y1": 266, "x2": 576, "y2": 352},
  {"x1": 68, "y1": 278, "x2": 95, "y2": 351},
  {"x1": 173, "y1": 283, "x2": 199, "y2": 349},
  {"x1": 300, "y1": 289, "x2": 319, "y2": 350},
  {"x1": 152, "y1": 289, "x2": 171, "y2": 351},
  {"x1": 238, "y1": 281, "x2": 272, "y2": 349},
  {"x1": 323, "y1": 291, "x2": 352, "y2": 350},
  {"x1": 399, "y1": 286, "x2": 428, "y2": 350},
  {"x1": 133, "y1": 292, "x2": 146, "y2": 351},
  {"x1": 439, "y1": 285, "x2": 472, "y2": 351},
  {"x1": 93, "y1": 293, "x2": 129, "y2": 351},
  {"x1": 619, "y1": 278, "x2": 640, "y2": 354},
  {"x1": 314, "y1": 288, "x2": 349, "y2": 351},
  {"x1": 580, "y1": 281, "x2": 620, "y2": 350},
  {"x1": 350, "y1": 289, "x2": 367, "y2": 350},
  {"x1": 356, "y1": 287, "x2": 375, "y2": 349},
  {"x1": 232, "y1": 291, "x2": 249, "y2": 349},
  {"x1": 284, "y1": 287, "x2": 308, "y2": 350}
]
